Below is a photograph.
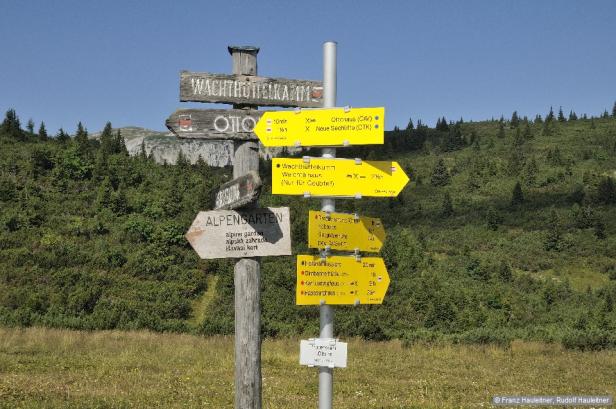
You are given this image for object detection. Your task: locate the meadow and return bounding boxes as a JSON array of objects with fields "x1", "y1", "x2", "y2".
[{"x1": 1, "y1": 327, "x2": 615, "y2": 408}]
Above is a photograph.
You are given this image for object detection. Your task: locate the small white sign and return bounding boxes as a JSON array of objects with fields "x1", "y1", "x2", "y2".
[{"x1": 299, "y1": 338, "x2": 347, "y2": 368}]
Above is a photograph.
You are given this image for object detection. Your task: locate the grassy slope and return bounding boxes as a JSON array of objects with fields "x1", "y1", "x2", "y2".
[{"x1": 1, "y1": 327, "x2": 615, "y2": 409}]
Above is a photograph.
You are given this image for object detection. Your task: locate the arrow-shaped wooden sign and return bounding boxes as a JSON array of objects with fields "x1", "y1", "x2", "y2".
[
  {"x1": 180, "y1": 71, "x2": 323, "y2": 108},
  {"x1": 272, "y1": 157, "x2": 409, "y2": 198},
  {"x1": 308, "y1": 210, "x2": 385, "y2": 252},
  {"x1": 296, "y1": 255, "x2": 390, "y2": 305},
  {"x1": 253, "y1": 107, "x2": 384, "y2": 147},
  {"x1": 212, "y1": 171, "x2": 262, "y2": 210},
  {"x1": 166, "y1": 109, "x2": 264, "y2": 140}
]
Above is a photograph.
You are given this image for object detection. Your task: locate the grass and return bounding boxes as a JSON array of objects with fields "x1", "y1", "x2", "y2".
[{"x1": 1, "y1": 327, "x2": 615, "y2": 408}]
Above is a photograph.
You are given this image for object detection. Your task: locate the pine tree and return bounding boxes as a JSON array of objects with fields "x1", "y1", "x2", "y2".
[
  {"x1": 510, "y1": 111, "x2": 519, "y2": 128},
  {"x1": 546, "y1": 106, "x2": 555, "y2": 122},
  {"x1": 430, "y1": 159, "x2": 450, "y2": 187},
  {"x1": 557, "y1": 106, "x2": 566, "y2": 122},
  {"x1": 113, "y1": 129, "x2": 128, "y2": 155},
  {"x1": 139, "y1": 142, "x2": 148, "y2": 160},
  {"x1": 485, "y1": 207, "x2": 502, "y2": 231},
  {"x1": 612, "y1": 101, "x2": 616, "y2": 118},
  {"x1": 26, "y1": 119, "x2": 35, "y2": 135},
  {"x1": 56, "y1": 128, "x2": 69, "y2": 143},
  {"x1": 440, "y1": 192, "x2": 454, "y2": 216},
  {"x1": 523, "y1": 156, "x2": 538, "y2": 187},
  {"x1": 511, "y1": 181, "x2": 524, "y2": 206},
  {"x1": 406, "y1": 117, "x2": 414, "y2": 130},
  {"x1": 594, "y1": 221, "x2": 607, "y2": 240},
  {"x1": 497, "y1": 121, "x2": 505, "y2": 138},
  {"x1": 75, "y1": 122, "x2": 89, "y2": 156},
  {"x1": 38, "y1": 122, "x2": 48, "y2": 141},
  {"x1": 568, "y1": 110, "x2": 578, "y2": 121},
  {"x1": 535, "y1": 114, "x2": 543, "y2": 123},
  {"x1": 523, "y1": 122, "x2": 533, "y2": 139},
  {"x1": 513, "y1": 127, "x2": 525, "y2": 147},
  {"x1": 176, "y1": 150, "x2": 189, "y2": 168},
  {"x1": 100, "y1": 122, "x2": 113, "y2": 154},
  {"x1": 96, "y1": 177, "x2": 113, "y2": 210},
  {"x1": 602, "y1": 110, "x2": 610, "y2": 119},
  {"x1": 1, "y1": 109, "x2": 24, "y2": 140}
]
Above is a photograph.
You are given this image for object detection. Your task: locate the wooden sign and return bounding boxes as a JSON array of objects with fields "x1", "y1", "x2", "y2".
[
  {"x1": 254, "y1": 107, "x2": 384, "y2": 147},
  {"x1": 272, "y1": 158, "x2": 409, "y2": 198},
  {"x1": 213, "y1": 171, "x2": 262, "y2": 210},
  {"x1": 185, "y1": 207, "x2": 291, "y2": 259},
  {"x1": 296, "y1": 255, "x2": 390, "y2": 305},
  {"x1": 299, "y1": 338, "x2": 347, "y2": 368},
  {"x1": 180, "y1": 71, "x2": 324, "y2": 108},
  {"x1": 308, "y1": 210, "x2": 385, "y2": 252},
  {"x1": 166, "y1": 109, "x2": 264, "y2": 140}
]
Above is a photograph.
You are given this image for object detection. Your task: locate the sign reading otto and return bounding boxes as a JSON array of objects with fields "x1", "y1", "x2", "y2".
[
  {"x1": 185, "y1": 207, "x2": 291, "y2": 259},
  {"x1": 166, "y1": 109, "x2": 264, "y2": 140},
  {"x1": 180, "y1": 71, "x2": 323, "y2": 108}
]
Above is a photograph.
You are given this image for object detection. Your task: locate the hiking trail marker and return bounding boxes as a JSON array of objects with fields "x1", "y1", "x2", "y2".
[
  {"x1": 185, "y1": 207, "x2": 291, "y2": 259},
  {"x1": 213, "y1": 171, "x2": 262, "y2": 210},
  {"x1": 300, "y1": 338, "x2": 348, "y2": 368},
  {"x1": 296, "y1": 255, "x2": 390, "y2": 305},
  {"x1": 253, "y1": 107, "x2": 384, "y2": 147},
  {"x1": 308, "y1": 210, "x2": 385, "y2": 252},
  {"x1": 272, "y1": 157, "x2": 409, "y2": 197},
  {"x1": 166, "y1": 109, "x2": 263, "y2": 140}
]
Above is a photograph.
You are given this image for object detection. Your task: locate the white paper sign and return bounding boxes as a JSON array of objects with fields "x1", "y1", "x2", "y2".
[{"x1": 299, "y1": 338, "x2": 347, "y2": 368}]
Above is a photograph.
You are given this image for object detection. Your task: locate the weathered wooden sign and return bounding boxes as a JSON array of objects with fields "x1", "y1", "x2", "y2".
[
  {"x1": 185, "y1": 207, "x2": 291, "y2": 259},
  {"x1": 296, "y1": 255, "x2": 390, "y2": 305},
  {"x1": 272, "y1": 158, "x2": 409, "y2": 198},
  {"x1": 254, "y1": 107, "x2": 384, "y2": 147},
  {"x1": 213, "y1": 171, "x2": 262, "y2": 210},
  {"x1": 300, "y1": 338, "x2": 347, "y2": 368},
  {"x1": 308, "y1": 210, "x2": 385, "y2": 252},
  {"x1": 166, "y1": 109, "x2": 264, "y2": 140},
  {"x1": 180, "y1": 71, "x2": 324, "y2": 108}
]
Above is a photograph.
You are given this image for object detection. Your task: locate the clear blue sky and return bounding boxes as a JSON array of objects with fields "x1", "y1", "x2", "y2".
[{"x1": 1, "y1": 0, "x2": 615, "y2": 134}]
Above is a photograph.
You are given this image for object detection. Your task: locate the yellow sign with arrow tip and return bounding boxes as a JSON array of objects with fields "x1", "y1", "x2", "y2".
[
  {"x1": 272, "y1": 157, "x2": 409, "y2": 198},
  {"x1": 308, "y1": 210, "x2": 385, "y2": 252},
  {"x1": 253, "y1": 107, "x2": 384, "y2": 147},
  {"x1": 296, "y1": 255, "x2": 390, "y2": 305}
]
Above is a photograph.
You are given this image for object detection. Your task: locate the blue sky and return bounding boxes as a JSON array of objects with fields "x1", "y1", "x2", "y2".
[{"x1": 1, "y1": 0, "x2": 615, "y2": 134}]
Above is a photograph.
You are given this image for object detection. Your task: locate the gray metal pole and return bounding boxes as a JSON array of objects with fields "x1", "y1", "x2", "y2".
[
  {"x1": 319, "y1": 40, "x2": 337, "y2": 409},
  {"x1": 229, "y1": 45, "x2": 262, "y2": 409}
]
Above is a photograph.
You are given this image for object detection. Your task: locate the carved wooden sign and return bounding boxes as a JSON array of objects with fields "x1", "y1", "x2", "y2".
[
  {"x1": 185, "y1": 207, "x2": 292, "y2": 259},
  {"x1": 166, "y1": 109, "x2": 263, "y2": 140},
  {"x1": 213, "y1": 170, "x2": 262, "y2": 210},
  {"x1": 180, "y1": 71, "x2": 323, "y2": 108}
]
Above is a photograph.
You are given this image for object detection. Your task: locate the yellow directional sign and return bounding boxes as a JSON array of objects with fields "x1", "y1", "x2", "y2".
[
  {"x1": 254, "y1": 107, "x2": 384, "y2": 147},
  {"x1": 296, "y1": 255, "x2": 390, "y2": 305},
  {"x1": 272, "y1": 157, "x2": 409, "y2": 198},
  {"x1": 308, "y1": 210, "x2": 385, "y2": 252}
]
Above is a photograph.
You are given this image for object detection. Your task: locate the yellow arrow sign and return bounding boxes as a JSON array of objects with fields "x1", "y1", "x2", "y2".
[
  {"x1": 296, "y1": 255, "x2": 390, "y2": 305},
  {"x1": 308, "y1": 210, "x2": 385, "y2": 252},
  {"x1": 272, "y1": 157, "x2": 409, "y2": 198},
  {"x1": 254, "y1": 107, "x2": 384, "y2": 147}
]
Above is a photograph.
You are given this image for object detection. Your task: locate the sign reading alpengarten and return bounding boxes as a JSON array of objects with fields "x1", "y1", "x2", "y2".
[
  {"x1": 185, "y1": 207, "x2": 291, "y2": 259},
  {"x1": 180, "y1": 71, "x2": 323, "y2": 108}
]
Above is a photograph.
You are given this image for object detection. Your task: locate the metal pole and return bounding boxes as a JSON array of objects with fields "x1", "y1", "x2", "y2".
[{"x1": 319, "y1": 40, "x2": 337, "y2": 409}]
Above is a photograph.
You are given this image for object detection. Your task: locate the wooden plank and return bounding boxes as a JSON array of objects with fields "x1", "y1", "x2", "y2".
[
  {"x1": 212, "y1": 170, "x2": 262, "y2": 210},
  {"x1": 180, "y1": 71, "x2": 323, "y2": 108},
  {"x1": 166, "y1": 109, "x2": 263, "y2": 140},
  {"x1": 185, "y1": 207, "x2": 292, "y2": 259}
]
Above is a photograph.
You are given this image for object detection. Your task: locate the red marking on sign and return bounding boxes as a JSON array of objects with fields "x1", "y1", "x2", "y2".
[
  {"x1": 311, "y1": 89, "x2": 323, "y2": 99},
  {"x1": 179, "y1": 115, "x2": 192, "y2": 131}
]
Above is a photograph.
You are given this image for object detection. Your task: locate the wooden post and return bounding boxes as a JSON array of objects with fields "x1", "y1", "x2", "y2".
[{"x1": 229, "y1": 45, "x2": 262, "y2": 409}]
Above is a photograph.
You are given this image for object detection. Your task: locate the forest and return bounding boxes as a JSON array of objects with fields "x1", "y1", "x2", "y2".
[{"x1": 1, "y1": 105, "x2": 615, "y2": 350}]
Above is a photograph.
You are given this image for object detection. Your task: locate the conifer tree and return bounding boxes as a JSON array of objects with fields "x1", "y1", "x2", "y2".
[
  {"x1": 523, "y1": 122, "x2": 533, "y2": 139},
  {"x1": 26, "y1": 119, "x2": 35, "y2": 135},
  {"x1": 513, "y1": 127, "x2": 525, "y2": 147},
  {"x1": 139, "y1": 142, "x2": 148, "y2": 160},
  {"x1": 430, "y1": 158, "x2": 450, "y2": 187},
  {"x1": 523, "y1": 156, "x2": 538, "y2": 187},
  {"x1": 546, "y1": 106, "x2": 555, "y2": 122},
  {"x1": 497, "y1": 122, "x2": 505, "y2": 138},
  {"x1": 56, "y1": 128, "x2": 70, "y2": 143},
  {"x1": 510, "y1": 111, "x2": 519, "y2": 128},
  {"x1": 100, "y1": 122, "x2": 113, "y2": 154},
  {"x1": 511, "y1": 181, "x2": 524, "y2": 206},
  {"x1": 568, "y1": 110, "x2": 578, "y2": 121},
  {"x1": 96, "y1": 177, "x2": 113, "y2": 210},
  {"x1": 406, "y1": 117, "x2": 414, "y2": 130},
  {"x1": 535, "y1": 114, "x2": 543, "y2": 123},
  {"x1": 113, "y1": 129, "x2": 128, "y2": 155},
  {"x1": 1, "y1": 109, "x2": 23, "y2": 140},
  {"x1": 544, "y1": 208, "x2": 564, "y2": 251},
  {"x1": 597, "y1": 177, "x2": 616, "y2": 204},
  {"x1": 75, "y1": 122, "x2": 89, "y2": 155},
  {"x1": 557, "y1": 106, "x2": 566, "y2": 122},
  {"x1": 612, "y1": 101, "x2": 616, "y2": 118},
  {"x1": 37, "y1": 122, "x2": 48, "y2": 141},
  {"x1": 602, "y1": 110, "x2": 610, "y2": 119}
]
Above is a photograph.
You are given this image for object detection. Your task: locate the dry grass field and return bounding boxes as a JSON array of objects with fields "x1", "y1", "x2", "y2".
[{"x1": 1, "y1": 327, "x2": 615, "y2": 408}]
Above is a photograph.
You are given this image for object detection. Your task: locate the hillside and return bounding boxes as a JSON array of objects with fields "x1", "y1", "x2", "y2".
[{"x1": 1, "y1": 108, "x2": 615, "y2": 349}]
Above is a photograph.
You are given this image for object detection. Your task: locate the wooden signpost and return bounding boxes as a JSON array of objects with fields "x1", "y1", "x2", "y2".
[
  {"x1": 185, "y1": 207, "x2": 291, "y2": 259},
  {"x1": 296, "y1": 255, "x2": 390, "y2": 305},
  {"x1": 180, "y1": 71, "x2": 324, "y2": 107},
  {"x1": 166, "y1": 108, "x2": 263, "y2": 140},
  {"x1": 272, "y1": 157, "x2": 409, "y2": 197},
  {"x1": 253, "y1": 107, "x2": 384, "y2": 147},
  {"x1": 308, "y1": 210, "x2": 385, "y2": 253},
  {"x1": 213, "y1": 171, "x2": 262, "y2": 210}
]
